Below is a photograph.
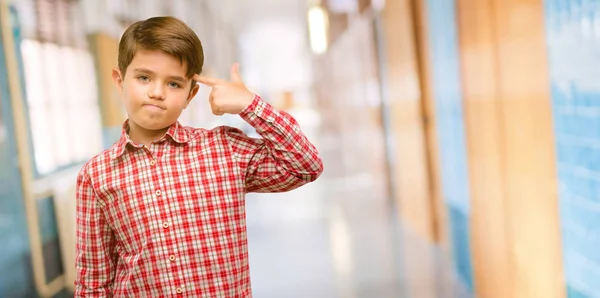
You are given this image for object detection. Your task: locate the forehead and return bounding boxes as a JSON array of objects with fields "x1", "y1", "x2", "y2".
[{"x1": 128, "y1": 49, "x2": 188, "y2": 77}]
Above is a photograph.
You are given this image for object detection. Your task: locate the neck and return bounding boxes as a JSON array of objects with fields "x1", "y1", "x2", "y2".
[{"x1": 128, "y1": 121, "x2": 170, "y2": 147}]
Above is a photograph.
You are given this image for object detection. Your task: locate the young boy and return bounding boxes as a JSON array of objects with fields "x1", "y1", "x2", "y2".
[{"x1": 75, "y1": 16, "x2": 323, "y2": 297}]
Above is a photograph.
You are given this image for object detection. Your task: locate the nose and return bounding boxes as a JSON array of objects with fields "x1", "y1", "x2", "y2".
[{"x1": 148, "y1": 83, "x2": 166, "y2": 100}]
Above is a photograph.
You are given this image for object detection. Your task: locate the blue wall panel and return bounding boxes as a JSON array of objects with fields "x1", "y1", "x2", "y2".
[
  {"x1": 0, "y1": 5, "x2": 67, "y2": 297},
  {"x1": 425, "y1": 0, "x2": 473, "y2": 292},
  {"x1": 0, "y1": 6, "x2": 35, "y2": 297},
  {"x1": 545, "y1": 1, "x2": 600, "y2": 297}
]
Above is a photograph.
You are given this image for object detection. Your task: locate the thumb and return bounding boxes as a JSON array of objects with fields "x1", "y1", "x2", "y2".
[{"x1": 230, "y1": 63, "x2": 243, "y2": 83}]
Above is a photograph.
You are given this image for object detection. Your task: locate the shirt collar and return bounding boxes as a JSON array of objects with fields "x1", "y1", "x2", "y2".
[{"x1": 110, "y1": 120, "x2": 190, "y2": 160}]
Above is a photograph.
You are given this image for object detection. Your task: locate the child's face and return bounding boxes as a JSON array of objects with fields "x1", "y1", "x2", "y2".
[{"x1": 112, "y1": 49, "x2": 199, "y2": 132}]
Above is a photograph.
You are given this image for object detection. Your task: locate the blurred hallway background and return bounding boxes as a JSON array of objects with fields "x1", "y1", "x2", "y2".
[{"x1": 0, "y1": 0, "x2": 596, "y2": 297}]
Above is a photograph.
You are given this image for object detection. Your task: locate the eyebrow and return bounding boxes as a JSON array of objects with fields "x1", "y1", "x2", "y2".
[{"x1": 133, "y1": 68, "x2": 187, "y2": 82}]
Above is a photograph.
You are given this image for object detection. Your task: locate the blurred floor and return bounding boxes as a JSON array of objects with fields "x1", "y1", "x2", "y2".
[{"x1": 244, "y1": 151, "x2": 472, "y2": 298}]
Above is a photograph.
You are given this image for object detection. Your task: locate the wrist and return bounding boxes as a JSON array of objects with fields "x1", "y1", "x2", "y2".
[{"x1": 238, "y1": 93, "x2": 256, "y2": 114}]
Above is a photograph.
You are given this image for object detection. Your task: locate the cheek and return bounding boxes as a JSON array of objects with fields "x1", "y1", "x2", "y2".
[
  {"x1": 169, "y1": 91, "x2": 191, "y2": 107},
  {"x1": 123, "y1": 84, "x2": 145, "y2": 101}
]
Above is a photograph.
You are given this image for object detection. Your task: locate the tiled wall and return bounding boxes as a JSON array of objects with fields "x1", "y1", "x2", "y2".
[
  {"x1": 545, "y1": 1, "x2": 600, "y2": 297},
  {"x1": 425, "y1": 0, "x2": 473, "y2": 291}
]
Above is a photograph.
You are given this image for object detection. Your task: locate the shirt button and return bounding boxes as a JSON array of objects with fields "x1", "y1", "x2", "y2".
[
  {"x1": 176, "y1": 287, "x2": 183, "y2": 294},
  {"x1": 162, "y1": 222, "x2": 170, "y2": 229},
  {"x1": 150, "y1": 160, "x2": 156, "y2": 166},
  {"x1": 156, "y1": 190, "x2": 162, "y2": 196},
  {"x1": 169, "y1": 255, "x2": 176, "y2": 262}
]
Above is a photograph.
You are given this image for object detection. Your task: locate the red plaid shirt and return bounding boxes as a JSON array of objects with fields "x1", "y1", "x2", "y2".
[{"x1": 74, "y1": 95, "x2": 323, "y2": 297}]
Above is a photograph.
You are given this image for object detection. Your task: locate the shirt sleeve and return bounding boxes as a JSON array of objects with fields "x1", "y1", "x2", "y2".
[
  {"x1": 226, "y1": 95, "x2": 324, "y2": 193},
  {"x1": 74, "y1": 169, "x2": 116, "y2": 297}
]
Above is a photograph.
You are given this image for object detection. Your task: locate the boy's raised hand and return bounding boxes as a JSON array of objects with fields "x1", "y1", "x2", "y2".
[{"x1": 194, "y1": 63, "x2": 255, "y2": 116}]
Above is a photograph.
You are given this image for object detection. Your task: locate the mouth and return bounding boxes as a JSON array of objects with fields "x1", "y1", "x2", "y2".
[{"x1": 143, "y1": 104, "x2": 166, "y2": 110}]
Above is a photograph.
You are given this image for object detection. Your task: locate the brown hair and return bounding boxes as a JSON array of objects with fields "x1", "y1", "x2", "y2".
[{"x1": 118, "y1": 16, "x2": 204, "y2": 79}]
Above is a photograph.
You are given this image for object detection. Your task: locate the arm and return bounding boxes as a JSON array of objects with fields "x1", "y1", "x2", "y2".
[
  {"x1": 74, "y1": 170, "x2": 116, "y2": 297},
  {"x1": 227, "y1": 95, "x2": 324, "y2": 193}
]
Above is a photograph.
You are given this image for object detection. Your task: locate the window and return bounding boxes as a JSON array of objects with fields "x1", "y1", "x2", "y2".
[{"x1": 17, "y1": 0, "x2": 103, "y2": 176}]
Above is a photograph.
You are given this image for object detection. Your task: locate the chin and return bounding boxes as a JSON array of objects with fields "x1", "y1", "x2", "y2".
[{"x1": 132, "y1": 118, "x2": 174, "y2": 131}]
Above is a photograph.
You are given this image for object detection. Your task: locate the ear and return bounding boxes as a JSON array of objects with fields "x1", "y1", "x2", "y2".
[
  {"x1": 185, "y1": 82, "x2": 200, "y2": 108},
  {"x1": 112, "y1": 67, "x2": 123, "y2": 89}
]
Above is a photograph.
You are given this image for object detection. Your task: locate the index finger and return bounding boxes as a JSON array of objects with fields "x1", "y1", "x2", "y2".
[{"x1": 193, "y1": 74, "x2": 222, "y2": 87}]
